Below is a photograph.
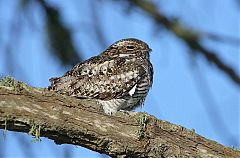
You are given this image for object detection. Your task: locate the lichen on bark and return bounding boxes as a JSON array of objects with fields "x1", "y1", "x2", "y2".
[{"x1": 0, "y1": 77, "x2": 239, "y2": 158}]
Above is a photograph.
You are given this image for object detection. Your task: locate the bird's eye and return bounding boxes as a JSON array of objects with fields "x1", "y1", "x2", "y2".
[{"x1": 126, "y1": 45, "x2": 135, "y2": 50}]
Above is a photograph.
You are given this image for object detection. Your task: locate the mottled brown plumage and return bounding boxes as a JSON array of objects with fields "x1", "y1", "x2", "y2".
[{"x1": 49, "y1": 38, "x2": 153, "y2": 115}]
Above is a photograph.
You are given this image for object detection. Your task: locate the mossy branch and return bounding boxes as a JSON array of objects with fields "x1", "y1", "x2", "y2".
[{"x1": 0, "y1": 77, "x2": 239, "y2": 158}]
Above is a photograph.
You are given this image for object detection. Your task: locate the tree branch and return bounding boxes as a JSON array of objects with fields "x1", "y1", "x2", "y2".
[{"x1": 0, "y1": 77, "x2": 239, "y2": 158}]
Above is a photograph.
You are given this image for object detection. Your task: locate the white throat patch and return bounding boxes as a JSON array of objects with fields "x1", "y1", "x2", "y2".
[{"x1": 128, "y1": 84, "x2": 137, "y2": 96}]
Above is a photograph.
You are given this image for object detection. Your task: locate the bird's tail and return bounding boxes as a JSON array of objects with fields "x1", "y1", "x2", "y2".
[{"x1": 48, "y1": 76, "x2": 76, "y2": 95}]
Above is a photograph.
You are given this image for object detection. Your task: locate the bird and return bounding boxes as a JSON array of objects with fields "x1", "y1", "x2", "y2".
[{"x1": 48, "y1": 38, "x2": 153, "y2": 115}]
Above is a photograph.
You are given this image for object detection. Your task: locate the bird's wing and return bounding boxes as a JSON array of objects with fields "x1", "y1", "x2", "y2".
[{"x1": 49, "y1": 55, "x2": 145, "y2": 100}]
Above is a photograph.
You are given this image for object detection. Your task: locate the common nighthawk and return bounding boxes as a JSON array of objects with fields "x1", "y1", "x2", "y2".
[{"x1": 49, "y1": 38, "x2": 153, "y2": 115}]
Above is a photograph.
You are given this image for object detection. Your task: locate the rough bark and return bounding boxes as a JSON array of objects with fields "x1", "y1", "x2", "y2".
[{"x1": 0, "y1": 77, "x2": 239, "y2": 158}]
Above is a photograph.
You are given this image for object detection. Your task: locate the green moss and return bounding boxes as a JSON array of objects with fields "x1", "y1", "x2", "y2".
[
  {"x1": 136, "y1": 113, "x2": 149, "y2": 140},
  {"x1": 2, "y1": 118, "x2": 7, "y2": 141},
  {"x1": 0, "y1": 76, "x2": 43, "y2": 92},
  {"x1": 0, "y1": 76, "x2": 17, "y2": 87},
  {"x1": 28, "y1": 121, "x2": 41, "y2": 142}
]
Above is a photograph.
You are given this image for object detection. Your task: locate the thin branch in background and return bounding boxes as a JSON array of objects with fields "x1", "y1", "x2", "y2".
[
  {"x1": 184, "y1": 37, "x2": 240, "y2": 86},
  {"x1": 37, "y1": 0, "x2": 82, "y2": 66},
  {"x1": 235, "y1": 0, "x2": 240, "y2": 7},
  {"x1": 126, "y1": 0, "x2": 240, "y2": 86},
  {"x1": 191, "y1": 60, "x2": 238, "y2": 146},
  {"x1": 91, "y1": 0, "x2": 108, "y2": 49},
  {"x1": 198, "y1": 31, "x2": 240, "y2": 46}
]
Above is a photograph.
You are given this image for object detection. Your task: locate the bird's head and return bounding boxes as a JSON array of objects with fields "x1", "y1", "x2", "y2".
[{"x1": 102, "y1": 38, "x2": 152, "y2": 59}]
